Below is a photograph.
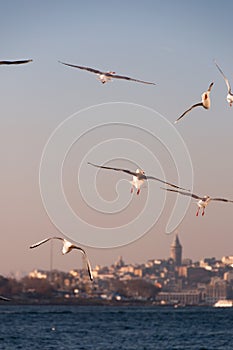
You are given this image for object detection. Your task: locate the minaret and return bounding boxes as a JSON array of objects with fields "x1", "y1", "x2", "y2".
[{"x1": 170, "y1": 234, "x2": 182, "y2": 267}]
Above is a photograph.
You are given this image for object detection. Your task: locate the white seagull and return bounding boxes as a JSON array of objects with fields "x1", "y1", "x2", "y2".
[
  {"x1": 30, "y1": 237, "x2": 93, "y2": 281},
  {"x1": 88, "y1": 162, "x2": 189, "y2": 195},
  {"x1": 175, "y1": 82, "x2": 214, "y2": 123},
  {"x1": 58, "y1": 61, "x2": 156, "y2": 85},
  {"x1": 162, "y1": 188, "x2": 233, "y2": 216},
  {"x1": 0, "y1": 295, "x2": 11, "y2": 301},
  {"x1": 0, "y1": 59, "x2": 33, "y2": 65},
  {"x1": 214, "y1": 60, "x2": 233, "y2": 107}
]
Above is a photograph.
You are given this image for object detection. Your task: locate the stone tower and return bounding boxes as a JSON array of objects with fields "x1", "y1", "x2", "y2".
[{"x1": 170, "y1": 234, "x2": 182, "y2": 266}]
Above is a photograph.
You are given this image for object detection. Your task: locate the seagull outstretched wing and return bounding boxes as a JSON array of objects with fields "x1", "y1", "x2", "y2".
[
  {"x1": 175, "y1": 103, "x2": 203, "y2": 123},
  {"x1": 145, "y1": 176, "x2": 188, "y2": 191},
  {"x1": 0, "y1": 59, "x2": 33, "y2": 65},
  {"x1": 58, "y1": 61, "x2": 102, "y2": 74},
  {"x1": 30, "y1": 237, "x2": 63, "y2": 249},
  {"x1": 109, "y1": 73, "x2": 156, "y2": 85},
  {"x1": 214, "y1": 60, "x2": 231, "y2": 93},
  {"x1": 88, "y1": 162, "x2": 137, "y2": 177},
  {"x1": 161, "y1": 188, "x2": 201, "y2": 199},
  {"x1": 211, "y1": 197, "x2": 233, "y2": 203}
]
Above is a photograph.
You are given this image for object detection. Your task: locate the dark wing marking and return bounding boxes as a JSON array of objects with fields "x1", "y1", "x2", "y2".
[
  {"x1": 88, "y1": 162, "x2": 137, "y2": 177},
  {"x1": 214, "y1": 60, "x2": 231, "y2": 93},
  {"x1": 109, "y1": 73, "x2": 156, "y2": 85},
  {"x1": 175, "y1": 102, "x2": 203, "y2": 123},
  {"x1": 208, "y1": 82, "x2": 214, "y2": 92},
  {"x1": 0, "y1": 59, "x2": 33, "y2": 65},
  {"x1": 161, "y1": 188, "x2": 201, "y2": 199},
  {"x1": 146, "y1": 176, "x2": 189, "y2": 191},
  {"x1": 211, "y1": 197, "x2": 233, "y2": 203},
  {"x1": 58, "y1": 61, "x2": 102, "y2": 74},
  {"x1": 72, "y1": 246, "x2": 94, "y2": 281},
  {"x1": 30, "y1": 237, "x2": 64, "y2": 249}
]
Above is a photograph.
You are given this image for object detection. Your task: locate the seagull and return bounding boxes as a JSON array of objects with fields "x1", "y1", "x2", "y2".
[
  {"x1": 162, "y1": 188, "x2": 233, "y2": 216},
  {"x1": 88, "y1": 162, "x2": 189, "y2": 195},
  {"x1": 175, "y1": 82, "x2": 214, "y2": 123},
  {"x1": 0, "y1": 59, "x2": 33, "y2": 65},
  {"x1": 214, "y1": 60, "x2": 233, "y2": 107},
  {"x1": 30, "y1": 237, "x2": 93, "y2": 281},
  {"x1": 58, "y1": 61, "x2": 156, "y2": 85},
  {"x1": 0, "y1": 295, "x2": 11, "y2": 301}
]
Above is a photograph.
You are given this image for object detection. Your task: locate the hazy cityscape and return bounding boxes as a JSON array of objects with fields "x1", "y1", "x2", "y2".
[{"x1": 1, "y1": 234, "x2": 233, "y2": 306}]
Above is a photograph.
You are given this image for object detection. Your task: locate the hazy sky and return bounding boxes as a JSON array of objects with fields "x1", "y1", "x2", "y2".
[{"x1": 1, "y1": 1, "x2": 233, "y2": 276}]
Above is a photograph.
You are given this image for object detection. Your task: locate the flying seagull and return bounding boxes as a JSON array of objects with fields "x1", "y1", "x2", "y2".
[
  {"x1": 58, "y1": 61, "x2": 156, "y2": 85},
  {"x1": 0, "y1": 59, "x2": 33, "y2": 65},
  {"x1": 30, "y1": 237, "x2": 93, "y2": 281},
  {"x1": 88, "y1": 162, "x2": 189, "y2": 195},
  {"x1": 0, "y1": 295, "x2": 11, "y2": 301},
  {"x1": 175, "y1": 82, "x2": 214, "y2": 123},
  {"x1": 162, "y1": 188, "x2": 233, "y2": 216},
  {"x1": 214, "y1": 60, "x2": 233, "y2": 107}
]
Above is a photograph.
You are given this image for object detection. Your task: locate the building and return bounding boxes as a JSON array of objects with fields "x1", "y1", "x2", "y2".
[
  {"x1": 205, "y1": 277, "x2": 231, "y2": 303},
  {"x1": 170, "y1": 234, "x2": 182, "y2": 267},
  {"x1": 156, "y1": 290, "x2": 201, "y2": 305}
]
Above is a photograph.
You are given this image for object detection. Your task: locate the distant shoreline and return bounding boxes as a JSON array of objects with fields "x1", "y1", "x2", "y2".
[{"x1": 0, "y1": 298, "x2": 213, "y2": 307}]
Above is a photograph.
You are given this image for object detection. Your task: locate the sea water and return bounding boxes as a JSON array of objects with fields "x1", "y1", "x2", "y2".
[{"x1": 0, "y1": 305, "x2": 233, "y2": 349}]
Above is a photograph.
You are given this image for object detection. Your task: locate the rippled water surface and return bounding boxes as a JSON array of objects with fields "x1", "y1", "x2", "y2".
[{"x1": 0, "y1": 305, "x2": 233, "y2": 349}]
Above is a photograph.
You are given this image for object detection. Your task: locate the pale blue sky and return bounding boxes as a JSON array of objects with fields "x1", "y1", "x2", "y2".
[{"x1": 1, "y1": 1, "x2": 233, "y2": 276}]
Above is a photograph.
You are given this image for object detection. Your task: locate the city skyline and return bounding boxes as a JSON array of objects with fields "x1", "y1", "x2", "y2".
[
  {"x1": 1, "y1": 1, "x2": 233, "y2": 276},
  {"x1": 9, "y1": 233, "x2": 233, "y2": 279},
  {"x1": 2, "y1": 232, "x2": 233, "y2": 307}
]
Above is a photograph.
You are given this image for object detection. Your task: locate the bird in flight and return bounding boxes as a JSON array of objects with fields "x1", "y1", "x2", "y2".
[
  {"x1": 214, "y1": 60, "x2": 233, "y2": 107},
  {"x1": 58, "y1": 61, "x2": 156, "y2": 85},
  {"x1": 175, "y1": 82, "x2": 214, "y2": 123},
  {"x1": 30, "y1": 237, "x2": 93, "y2": 281},
  {"x1": 88, "y1": 162, "x2": 189, "y2": 195},
  {"x1": 0, "y1": 59, "x2": 33, "y2": 65},
  {"x1": 162, "y1": 188, "x2": 233, "y2": 216}
]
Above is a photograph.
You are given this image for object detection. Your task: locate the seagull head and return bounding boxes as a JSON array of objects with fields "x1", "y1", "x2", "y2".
[
  {"x1": 136, "y1": 169, "x2": 145, "y2": 175},
  {"x1": 107, "y1": 71, "x2": 116, "y2": 75}
]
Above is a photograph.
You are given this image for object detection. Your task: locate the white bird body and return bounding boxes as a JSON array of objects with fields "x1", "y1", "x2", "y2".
[
  {"x1": 59, "y1": 61, "x2": 156, "y2": 85},
  {"x1": 227, "y1": 92, "x2": 233, "y2": 106},
  {"x1": 98, "y1": 73, "x2": 111, "y2": 84},
  {"x1": 201, "y1": 91, "x2": 211, "y2": 109},
  {"x1": 61, "y1": 239, "x2": 76, "y2": 254},
  {"x1": 88, "y1": 162, "x2": 189, "y2": 196},
  {"x1": 162, "y1": 189, "x2": 233, "y2": 216},
  {"x1": 175, "y1": 82, "x2": 214, "y2": 123},
  {"x1": 130, "y1": 169, "x2": 145, "y2": 195},
  {"x1": 30, "y1": 237, "x2": 93, "y2": 281},
  {"x1": 197, "y1": 196, "x2": 211, "y2": 209},
  {"x1": 98, "y1": 71, "x2": 115, "y2": 84}
]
